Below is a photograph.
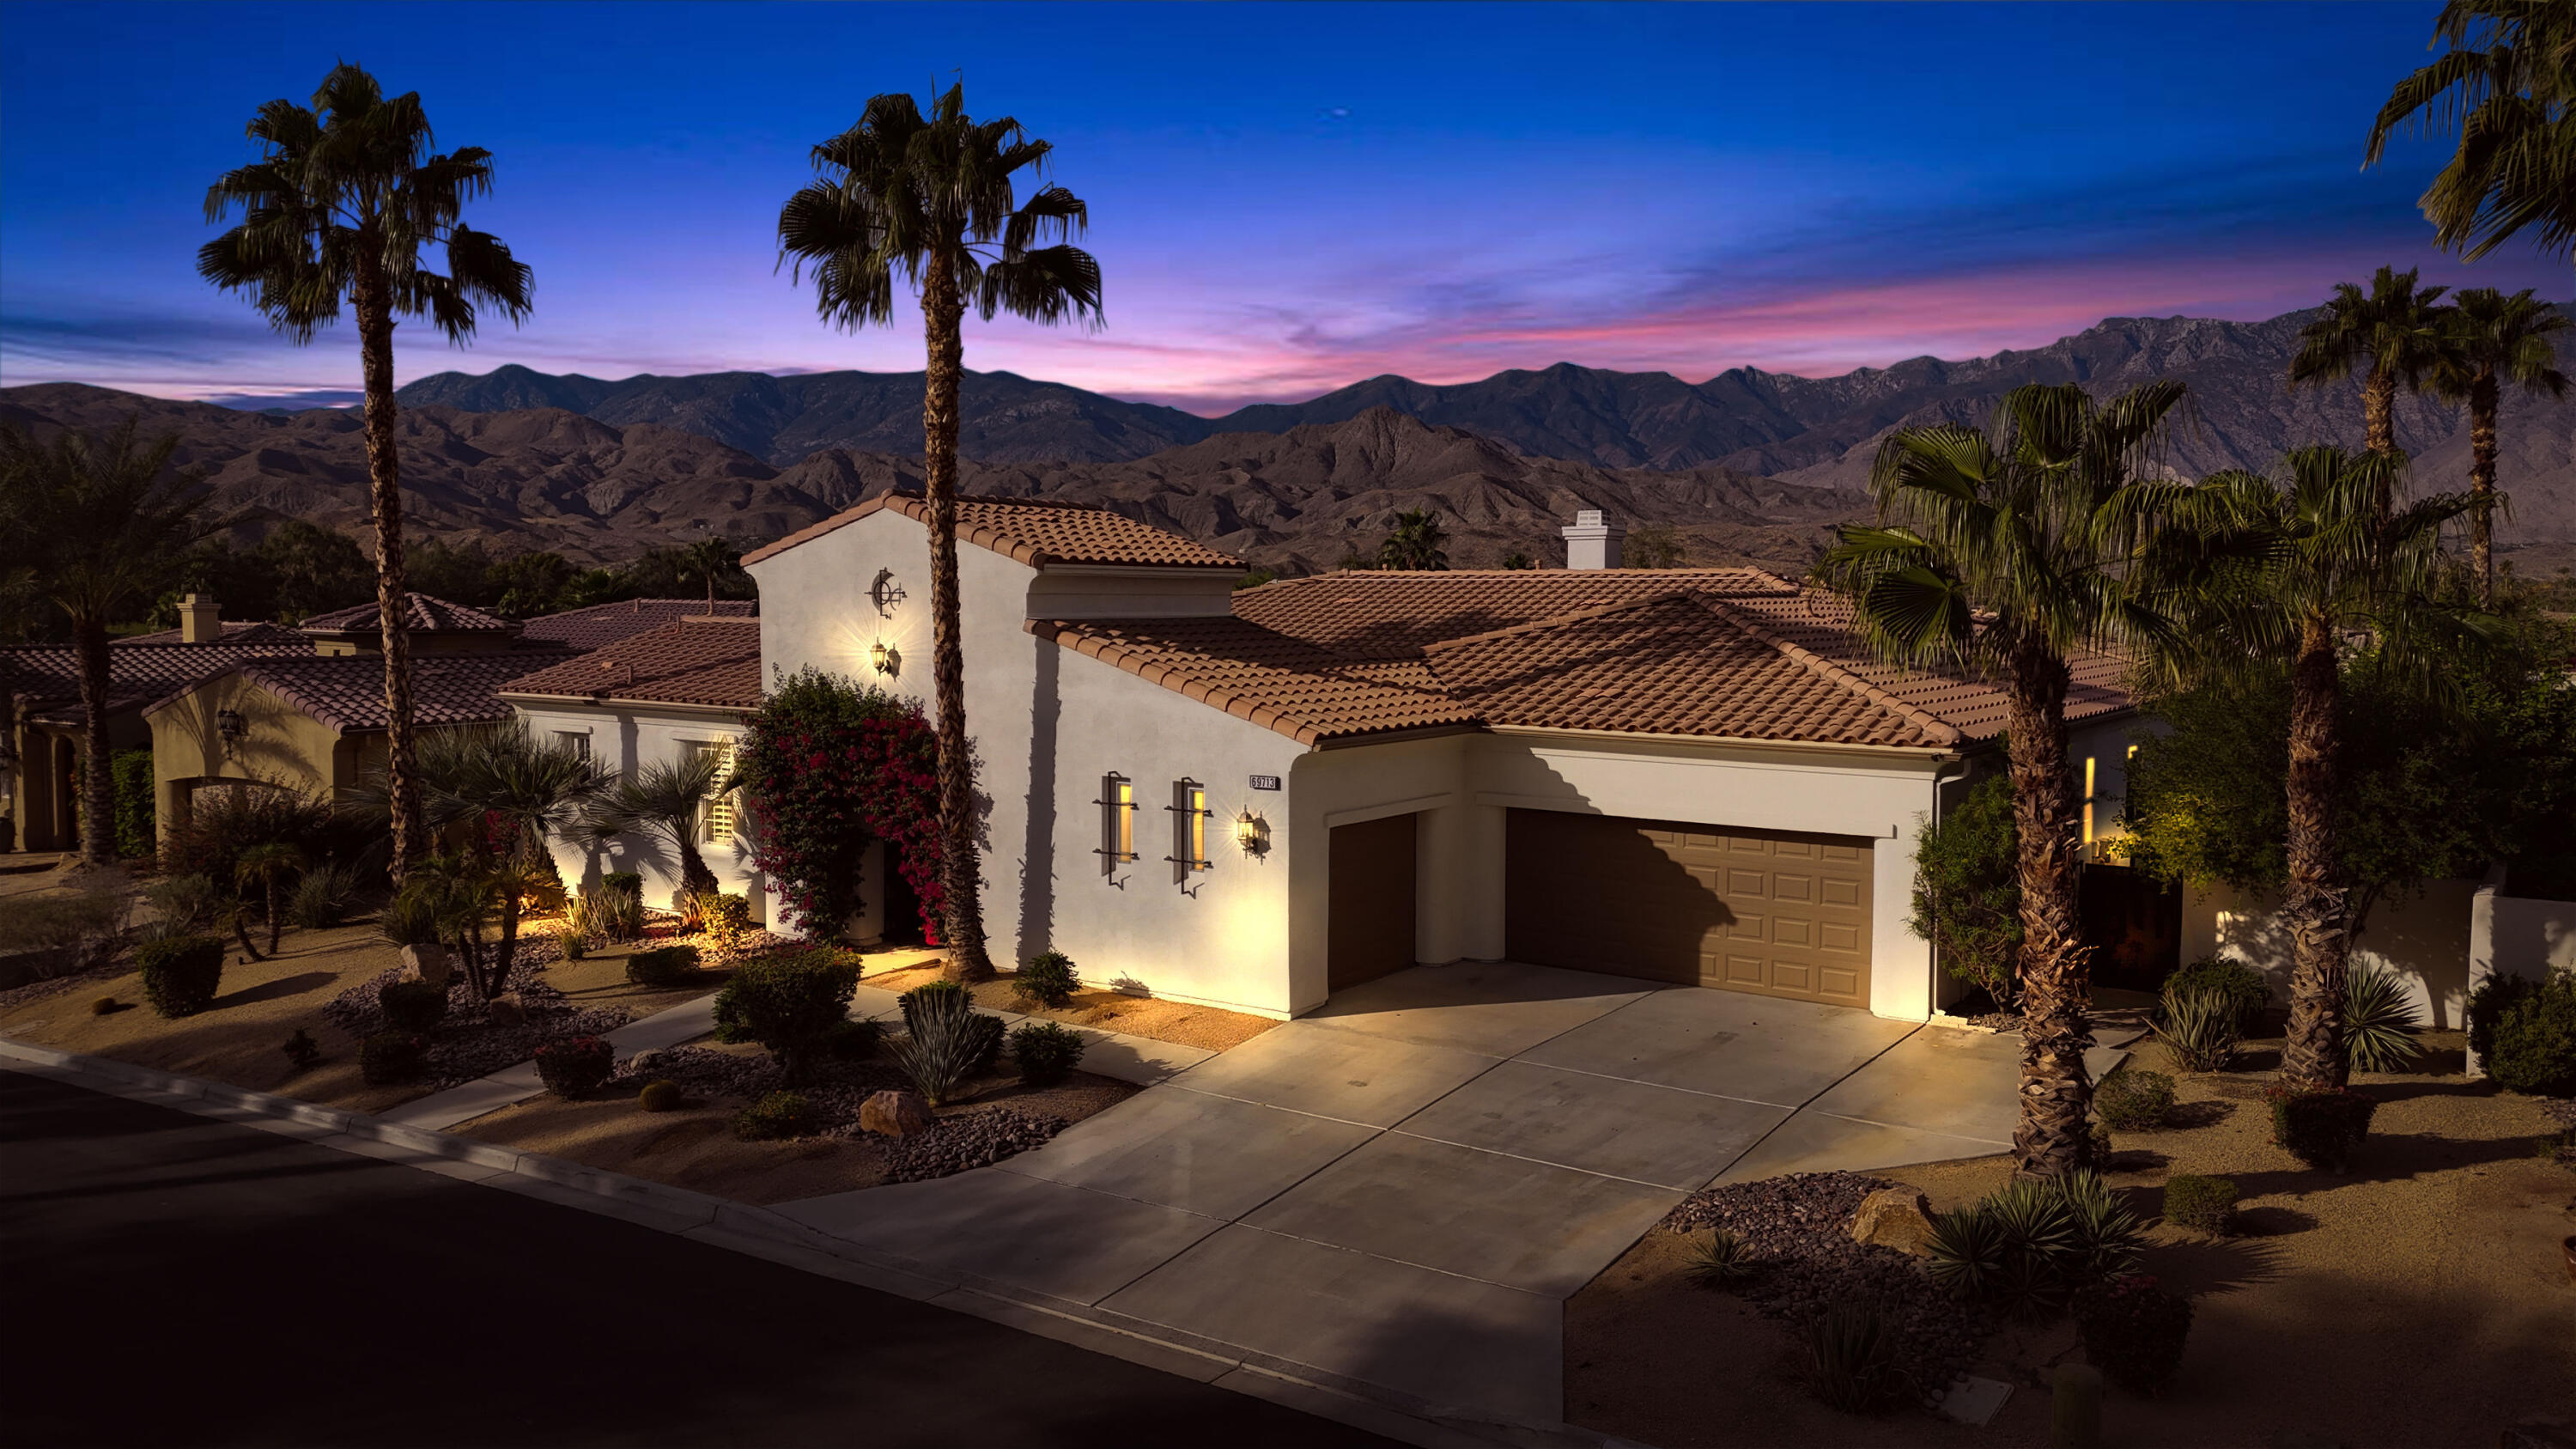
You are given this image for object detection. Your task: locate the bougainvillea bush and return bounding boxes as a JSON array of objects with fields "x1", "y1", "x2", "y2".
[{"x1": 734, "y1": 669, "x2": 948, "y2": 941}]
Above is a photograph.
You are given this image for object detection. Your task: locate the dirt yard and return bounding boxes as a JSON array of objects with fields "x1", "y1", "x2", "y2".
[
  {"x1": 1568, "y1": 1028, "x2": 2576, "y2": 1449},
  {"x1": 866, "y1": 959, "x2": 1278, "y2": 1051}
]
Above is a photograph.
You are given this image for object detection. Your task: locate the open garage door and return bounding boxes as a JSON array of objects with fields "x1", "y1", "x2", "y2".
[{"x1": 1504, "y1": 810, "x2": 1873, "y2": 1008}]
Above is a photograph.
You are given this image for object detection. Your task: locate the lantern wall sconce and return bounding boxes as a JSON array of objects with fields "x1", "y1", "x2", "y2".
[
  {"x1": 215, "y1": 708, "x2": 247, "y2": 743},
  {"x1": 869, "y1": 568, "x2": 907, "y2": 618},
  {"x1": 870, "y1": 641, "x2": 902, "y2": 678},
  {"x1": 1234, "y1": 809, "x2": 1271, "y2": 859}
]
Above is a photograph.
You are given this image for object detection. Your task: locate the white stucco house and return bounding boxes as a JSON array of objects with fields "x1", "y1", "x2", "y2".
[{"x1": 741, "y1": 496, "x2": 2142, "y2": 1022}]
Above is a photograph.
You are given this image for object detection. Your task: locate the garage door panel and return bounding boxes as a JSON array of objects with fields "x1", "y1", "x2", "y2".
[{"x1": 1505, "y1": 810, "x2": 1873, "y2": 1008}]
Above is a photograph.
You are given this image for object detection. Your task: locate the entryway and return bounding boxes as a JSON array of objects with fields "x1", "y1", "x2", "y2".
[{"x1": 1326, "y1": 811, "x2": 1415, "y2": 991}]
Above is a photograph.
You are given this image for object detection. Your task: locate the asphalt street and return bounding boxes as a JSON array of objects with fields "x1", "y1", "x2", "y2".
[{"x1": 0, "y1": 1068, "x2": 1401, "y2": 1448}]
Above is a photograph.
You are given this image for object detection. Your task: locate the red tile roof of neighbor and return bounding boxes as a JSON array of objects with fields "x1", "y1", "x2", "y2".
[
  {"x1": 112, "y1": 621, "x2": 308, "y2": 648},
  {"x1": 3, "y1": 640, "x2": 313, "y2": 725},
  {"x1": 298, "y1": 594, "x2": 522, "y2": 636},
  {"x1": 136, "y1": 648, "x2": 582, "y2": 734},
  {"x1": 740, "y1": 493, "x2": 1245, "y2": 571},
  {"x1": 519, "y1": 598, "x2": 756, "y2": 651},
  {"x1": 497, "y1": 618, "x2": 763, "y2": 710}
]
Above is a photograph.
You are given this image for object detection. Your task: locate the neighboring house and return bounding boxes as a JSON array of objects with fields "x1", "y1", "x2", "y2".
[
  {"x1": 519, "y1": 597, "x2": 756, "y2": 651},
  {"x1": 3, "y1": 595, "x2": 309, "y2": 852},
  {"x1": 499, "y1": 617, "x2": 769, "y2": 919},
  {"x1": 744, "y1": 496, "x2": 2142, "y2": 1021}
]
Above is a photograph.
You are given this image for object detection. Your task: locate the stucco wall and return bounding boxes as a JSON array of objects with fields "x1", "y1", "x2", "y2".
[
  {"x1": 147, "y1": 674, "x2": 351, "y2": 842},
  {"x1": 510, "y1": 700, "x2": 767, "y2": 922},
  {"x1": 2180, "y1": 876, "x2": 2482, "y2": 1028}
]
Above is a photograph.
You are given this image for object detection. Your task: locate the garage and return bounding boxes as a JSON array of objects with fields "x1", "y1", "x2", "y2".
[
  {"x1": 1328, "y1": 812, "x2": 1419, "y2": 991},
  {"x1": 1504, "y1": 809, "x2": 1873, "y2": 1008}
]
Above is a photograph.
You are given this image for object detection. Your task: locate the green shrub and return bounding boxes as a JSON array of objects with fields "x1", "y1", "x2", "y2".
[
  {"x1": 534, "y1": 1037, "x2": 616, "y2": 1097},
  {"x1": 2093, "y1": 1067, "x2": 2176, "y2": 1131},
  {"x1": 286, "y1": 861, "x2": 364, "y2": 929},
  {"x1": 110, "y1": 748, "x2": 155, "y2": 860},
  {"x1": 135, "y1": 935, "x2": 225, "y2": 1018},
  {"x1": 710, "y1": 947, "x2": 861, "y2": 1081},
  {"x1": 2073, "y1": 1275, "x2": 2194, "y2": 1395},
  {"x1": 597, "y1": 873, "x2": 647, "y2": 941},
  {"x1": 378, "y1": 978, "x2": 450, "y2": 1032},
  {"x1": 2265, "y1": 1084, "x2": 2378, "y2": 1172},
  {"x1": 360, "y1": 1031, "x2": 428, "y2": 1085},
  {"x1": 1683, "y1": 1229, "x2": 1757, "y2": 1288},
  {"x1": 1909, "y1": 774, "x2": 2022, "y2": 1008},
  {"x1": 1009, "y1": 1020, "x2": 1087, "y2": 1086},
  {"x1": 2160, "y1": 958, "x2": 2269, "y2": 1033},
  {"x1": 2160, "y1": 1174, "x2": 2238, "y2": 1233},
  {"x1": 1925, "y1": 1204, "x2": 2008, "y2": 1300},
  {"x1": 555, "y1": 919, "x2": 589, "y2": 960},
  {"x1": 637, "y1": 1079, "x2": 685, "y2": 1112},
  {"x1": 696, "y1": 892, "x2": 751, "y2": 951},
  {"x1": 732, "y1": 1090, "x2": 812, "y2": 1141},
  {"x1": 827, "y1": 1017, "x2": 883, "y2": 1060},
  {"x1": 2342, "y1": 960, "x2": 2425, "y2": 1074},
  {"x1": 0, "y1": 891, "x2": 130, "y2": 953},
  {"x1": 2153, "y1": 986, "x2": 2245, "y2": 1073},
  {"x1": 141, "y1": 874, "x2": 218, "y2": 937},
  {"x1": 626, "y1": 944, "x2": 702, "y2": 988},
  {"x1": 90, "y1": 995, "x2": 120, "y2": 1015},
  {"x1": 1805, "y1": 1305, "x2": 1899, "y2": 1413},
  {"x1": 2476, "y1": 972, "x2": 2576, "y2": 1096},
  {"x1": 1018, "y1": 949, "x2": 1081, "y2": 1008},
  {"x1": 280, "y1": 1028, "x2": 323, "y2": 1072},
  {"x1": 893, "y1": 980, "x2": 1004, "y2": 1105}
]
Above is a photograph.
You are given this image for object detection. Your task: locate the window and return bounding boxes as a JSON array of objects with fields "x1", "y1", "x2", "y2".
[
  {"x1": 554, "y1": 730, "x2": 590, "y2": 762},
  {"x1": 1168, "y1": 778, "x2": 1212, "y2": 877},
  {"x1": 685, "y1": 739, "x2": 738, "y2": 844},
  {"x1": 2081, "y1": 756, "x2": 2096, "y2": 846},
  {"x1": 1097, "y1": 773, "x2": 1138, "y2": 873}
]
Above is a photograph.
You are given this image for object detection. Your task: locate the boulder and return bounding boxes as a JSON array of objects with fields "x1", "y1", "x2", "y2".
[
  {"x1": 485, "y1": 990, "x2": 526, "y2": 1026},
  {"x1": 399, "y1": 942, "x2": 451, "y2": 989},
  {"x1": 1850, "y1": 1186, "x2": 1940, "y2": 1256},
  {"x1": 860, "y1": 1089, "x2": 936, "y2": 1138},
  {"x1": 625, "y1": 1048, "x2": 665, "y2": 1076}
]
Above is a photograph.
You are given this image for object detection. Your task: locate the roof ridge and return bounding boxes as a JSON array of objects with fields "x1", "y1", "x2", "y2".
[
  {"x1": 1418, "y1": 591, "x2": 1702, "y2": 655},
  {"x1": 1694, "y1": 594, "x2": 1963, "y2": 746}
]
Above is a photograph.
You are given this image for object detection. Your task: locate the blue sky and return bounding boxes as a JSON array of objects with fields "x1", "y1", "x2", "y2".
[{"x1": 1, "y1": 1, "x2": 2563, "y2": 413}]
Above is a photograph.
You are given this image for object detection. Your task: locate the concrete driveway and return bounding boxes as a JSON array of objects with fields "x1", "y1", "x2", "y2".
[{"x1": 777, "y1": 961, "x2": 2125, "y2": 1428}]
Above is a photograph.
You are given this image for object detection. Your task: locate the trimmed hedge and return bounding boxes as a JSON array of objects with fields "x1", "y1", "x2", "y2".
[
  {"x1": 2470, "y1": 972, "x2": 2576, "y2": 1097},
  {"x1": 2160, "y1": 1174, "x2": 2238, "y2": 1233},
  {"x1": 110, "y1": 748, "x2": 155, "y2": 861},
  {"x1": 1018, "y1": 950, "x2": 1080, "y2": 1008},
  {"x1": 2266, "y1": 1085, "x2": 2378, "y2": 1172},
  {"x1": 626, "y1": 944, "x2": 702, "y2": 988},
  {"x1": 732, "y1": 1090, "x2": 813, "y2": 1141},
  {"x1": 534, "y1": 1037, "x2": 617, "y2": 1097},
  {"x1": 1010, "y1": 1020, "x2": 1087, "y2": 1087},
  {"x1": 711, "y1": 947, "x2": 860, "y2": 1081},
  {"x1": 136, "y1": 935, "x2": 225, "y2": 1019},
  {"x1": 2093, "y1": 1067, "x2": 2176, "y2": 1131}
]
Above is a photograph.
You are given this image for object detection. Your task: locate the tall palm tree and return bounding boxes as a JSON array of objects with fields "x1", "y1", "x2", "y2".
[
  {"x1": 1813, "y1": 381, "x2": 2190, "y2": 1177},
  {"x1": 0, "y1": 423, "x2": 216, "y2": 869},
  {"x1": 1376, "y1": 509, "x2": 1453, "y2": 570},
  {"x1": 2288, "y1": 267, "x2": 2458, "y2": 462},
  {"x1": 683, "y1": 536, "x2": 741, "y2": 612},
  {"x1": 777, "y1": 82, "x2": 1103, "y2": 982},
  {"x1": 2144, "y1": 447, "x2": 2491, "y2": 1090},
  {"x1": 583, "y1": 751, "x2": 733, "y2": 908},
  {"x1": 2367, "y1": 0, "x2": 2575, "y2": 265},
  {"x1": 2435, "y1": 289, "x2": 2570, "y2": 603},
  {"x1": 199, "y1": 62, "x2": 533, "y2": 887}
]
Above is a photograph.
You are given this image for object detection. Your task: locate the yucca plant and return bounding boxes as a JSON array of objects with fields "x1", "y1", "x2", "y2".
[
  {"x1": 1683, "y1": 1229, "x2": 1758, "y2": 1288},
  {"x1": 2056, "y1": 1171, "x2": 2148, "y2": 1281},
  {"x1": 1924, "y1": 1205, "x2": 2008, "y2": 1300},
  {"x1": 1985, "y1": 1178, "x2": 2079, "y2": 1263},
  {"x1": 2342, "y1": 959, "x2": 2427, "y2": 1074},
  {"x1": 2154, "y1": 985, "x2": 2245, "y2": 1073},
  {"x1": 1805, "y1": 1305, "x2": 1900, "y2": 1413},
  {"x1": 891, "y1": 980, "x2": 1003, "y2": 1105}
]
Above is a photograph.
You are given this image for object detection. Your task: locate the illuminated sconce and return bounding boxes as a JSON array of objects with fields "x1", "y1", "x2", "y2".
[
  {"x1": 216, "y1": 708, "x2": 246, "y2": 742},
  {"x1": 870, "y1": 641, "x2": 902, "y2": 678},
  {"x1": 1234, "y1": 809, "x2": 1270, "y2": 859}
]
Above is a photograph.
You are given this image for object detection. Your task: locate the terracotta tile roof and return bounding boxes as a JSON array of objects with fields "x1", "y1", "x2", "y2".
[
  {"x1": 741, "y1": 492, "x2": 1244, "y2": 571},
  {"x1": 214, "y1": 649, "x2": 580, "y2": 734},
  {"x1": 498, "y1": 619, "x2": 764, "y2": 711},
  {"x1": 519, "y1": 598, "x2": 756, "y2": 652},
  {"x1": 1709, "y1": 594, "x2": 2135, "y2": 734},
  {"x1": 3, "y1": 641, "x2": 313, "y2": 726},
  {"x1": 1028, "y1": 616, "x2": 1478, "y2": 747},
  {"x1": 298, "y1": 593, "x2": 522, "y2": 636},
  {"x1": 1231, "y1": 569, "x2": 1799, "y2": 661},
  {"x1": 112, "y1": 621, "x2": 307, "y2": 648}
]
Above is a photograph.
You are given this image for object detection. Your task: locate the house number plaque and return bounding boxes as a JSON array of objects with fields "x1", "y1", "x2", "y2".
[{"x1": 1249, "y1": 775, "x2": 1281, "y2": 791}]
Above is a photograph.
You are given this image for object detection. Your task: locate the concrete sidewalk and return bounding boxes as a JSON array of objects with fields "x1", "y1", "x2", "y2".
[{"x1": 775, "y1": 961, "x2": 2130, "y2": 1424}]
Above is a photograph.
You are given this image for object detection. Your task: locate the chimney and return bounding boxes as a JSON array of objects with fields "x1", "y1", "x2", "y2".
[
  {"x1": 1561, "y1": 510, "x2": 1625, "y2": 570},
  {"x1": 179, "y1": 593, "x2": 222, "y2": 644}
]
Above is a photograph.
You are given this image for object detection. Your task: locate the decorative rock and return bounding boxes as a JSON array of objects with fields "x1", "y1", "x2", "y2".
[
  {"x1": 1850, "y1": 1186, "x2": 1941, "y2": 1257},
  {"x1": 485, "y1": 990, "x2": 526, "y2": 1026},
  {"x1": 399, "y1": 942, "x2": 451, "y2": 989},
  {"x1": 626, "y1": 1048, "x2": 666, "y2": 1076},
  {"x1": 860, "y1": 1088, "x2": 936, "y2": 1138}
]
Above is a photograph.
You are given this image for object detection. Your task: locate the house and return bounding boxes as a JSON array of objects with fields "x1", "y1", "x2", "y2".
[
  {"x1": 498, "y1": 615, "x2": 769, "y2": 918},
  {"x1": 743, "y1": 496, "x2": 2142, "y2": 1021}
]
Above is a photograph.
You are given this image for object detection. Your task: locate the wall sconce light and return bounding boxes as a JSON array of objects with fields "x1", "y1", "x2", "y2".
[
  {"x1": 870, "y1": 641, "x2": 902, "y2": 677},
  {"x1": 216, "y1": 708, "x2": 246, "y2": 742},
  {"x1": 1234, "y1": 809, "x2": 1270, "y2": 859}
]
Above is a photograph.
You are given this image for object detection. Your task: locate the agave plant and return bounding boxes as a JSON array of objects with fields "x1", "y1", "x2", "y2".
[
  {"x1": 1984, "y1": 1178, "x2": 2079, "y2": 1264},
  {"x1": 2055, "y1": 1171, "x2": 2147, "y2": 1281},
  {"x1": 1923, "y1": 1205, "x2": 2008, "y2": 1300},
  {"x1": 2154, "y1": 985, "x2": 2245, "y2": 1074},
  {"x1": 1684, "y1": 1229, "x2": 1758, "y2": 1288},
  {"x1": 2342, "y1": 959, "x2": 2427, "y2": 1074},
  {"x1": 1804, "y1": 1304, "x2": 1899, "y2": 1413}
]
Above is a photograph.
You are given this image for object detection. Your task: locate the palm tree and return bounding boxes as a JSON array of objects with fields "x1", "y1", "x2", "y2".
[
  {"x1": 199, "y1": 62, "x2": 533, "y2": 888},
  {"x1": 683, "y1": 537, "x2": 740, "y2": 612},
  {"x1": 2434, "y1": 289, "x2": 2570, "y2": 603},
  {"x1": 776, "y1": 82, "x2": 1102, "y2": 983},
  {"x1": 349, "y1": 724, "x2": 604, "y2": 866},
  {"x1": 1376, "y1": 509, "x2": 1453, "y2": 570},
  {"x1": 2144, "y1": 447, "x2": 2491, "y2": 1090},
  {"x1": 583, "y1": 751, "x2": 733, "y2": 909},
  {"x1": 1813, "y1": 381, "x2": 2190, "y2": 1177},
  {"x1": 2367, "y1": 0, "x2": 2575, "y2": 265},
  {"x1": 234, "y1": 842, "x2": 305, "y2": 953},
  {"x1": 0, "y1": 423, "x2": 216, "y2": 869},
  {"x1": 2288, "y1": 267, "x2": 2458, "y2": 461}
]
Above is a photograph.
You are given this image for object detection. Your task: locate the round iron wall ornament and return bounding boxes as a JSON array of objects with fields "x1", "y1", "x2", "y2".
[{"x1": 869, "y1": 568, "x2": 906, "y2": 618}]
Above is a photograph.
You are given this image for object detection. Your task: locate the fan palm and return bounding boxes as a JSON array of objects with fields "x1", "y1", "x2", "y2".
[
  {"x1": 198, "y1": 62, "x2": 533, "y2": 886},
  {"x1": 234, "y1": 842, "x2": 306, "y2": 953},
  {"x1": 349, "y1": 724, "x2": 605, "y2": 866},
  {"x1": 2433, "y1": 289, "x2": 2569, "y2": 602},
  {"x1": 776, "y1": 82, "x2": 1103, "y2": 982},
  {"x1": 1376, "y1": 509, "x2": 1452, "y2": 570},
  {"x1": 1813, "y1": 381, "x2": 2190, "y2": 1177},
  {"x1": 2366, "y1": 0, "x2": 2575, "y2": 264},
  {"x1": 2142, "y1": 446, "x2": 2494, "y2": 1090},
  {"x1": 2287, "y1": 267, "x2": 2459, "y2": 462},
  {"x1": 0, "y1": 423, "x2": 217, "y2": 868},
  {"x1": 582, "y1": 750, "x2": 733, "y2": 908},
  {"x1": 683, "y1": 537, "x2": 741, "y2": 612}
]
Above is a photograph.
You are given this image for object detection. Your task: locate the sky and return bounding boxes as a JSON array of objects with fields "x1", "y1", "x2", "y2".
[{"x1": 1, "y1": 1, "x2": 2565, "y2": 415}]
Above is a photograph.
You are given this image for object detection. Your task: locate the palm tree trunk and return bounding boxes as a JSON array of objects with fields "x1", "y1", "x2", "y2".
[
  {"x1": 2469, "y1": 369, "x2": 2500, "y2": 607},
  {"x1": 233, "y1": 907, "x2": 263, "y2": 963},
  {"x1": 2279, "y1": 616, "x2": 2351, "y2": 1090},
  {"x1": 920, "y1": 250, "x2": 993, "y2": 983},
  {"x1": 71, "y1": 615, "x2": 115, "y2": 869},
  {"x1": 675, "y1": 831, "x2": 719, "y2": 904},
  {"x1": 354, "y1": 254, "x2": 424, "y2": 888},
  {"x1": 266, "y1": 878, "x2": 283, "y2": 953},
  {"x1": 2362, "y1": 368, "x2": 2397, "y2": 460},
  {"x1": 2003, "y1": 642, "x2": 2094, "y2": 1178}
]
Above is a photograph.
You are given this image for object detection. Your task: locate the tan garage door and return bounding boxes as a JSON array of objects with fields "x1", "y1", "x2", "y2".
[
  {"x1": 1504, "y1": 810, "x2": 1873, "y2": 1008},
  {"x1": 1329, "y1": 812, "x2": 1418, "y2": 991}
]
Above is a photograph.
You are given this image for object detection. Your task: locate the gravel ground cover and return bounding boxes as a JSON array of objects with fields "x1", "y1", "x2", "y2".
[{"x1": 320, "y1": 937, "x2": 632, "y2": 1089}]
